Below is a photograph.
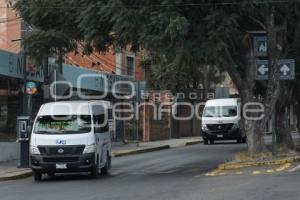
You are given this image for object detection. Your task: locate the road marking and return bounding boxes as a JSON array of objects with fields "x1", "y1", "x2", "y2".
[
  {"x1": 205, "y1": 169, "x2": 222, "y2": 177},
  {"x1": 266, "y1": 169, "x2": 275, "y2": 173},
  {"x1": 159, "y1": 170, "x2": 176, "y2": 174},
  {"x1": 275, "y1": 163, "x2": 292, "y2": 172},
  {"x1": 288, "y1": 164, "x2": 300, "y2": 173},
  {"x1": 252, "y1": 170, "x2": 261, "y2": 175},
  {"x1": 194, "y1": 174, "x2": 203, "y2": 178}
]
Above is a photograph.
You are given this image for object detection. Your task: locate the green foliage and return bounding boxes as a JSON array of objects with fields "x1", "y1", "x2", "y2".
[
  {"x1": 15, "y1": 0, "x2": 300, "y2": 93},
  {"x1": 14, "y1": 0, "x2": 82, "y2": 63}
]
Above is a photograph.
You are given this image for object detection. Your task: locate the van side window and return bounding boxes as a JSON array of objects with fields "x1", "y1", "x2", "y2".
[
  {"x1": 93, "y1": 114, "x2": 109, "y2": 133},
  {"x1": 108, "y1": 109, "x2": 113, "y2": 120}
]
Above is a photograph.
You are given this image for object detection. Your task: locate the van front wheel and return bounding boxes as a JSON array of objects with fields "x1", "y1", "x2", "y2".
[
  {"x1": 101, "y1": 153, "x2": 111, "y2": 175},
  {"x1": 91, "y1": 156, "x2": 101, "y2": 178}
]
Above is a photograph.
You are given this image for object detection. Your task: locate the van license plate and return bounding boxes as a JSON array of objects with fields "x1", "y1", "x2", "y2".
[
  {"x1": 217, "y1": 134, "x2": 223, "y2": 138},
  {"x1": 56, "y1": 164, "x2": 67, "y2": 169}
]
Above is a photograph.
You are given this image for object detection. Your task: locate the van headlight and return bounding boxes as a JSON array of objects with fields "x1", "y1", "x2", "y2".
[
  {"x1": 30, "y1": 146, "x2": 40, "y2": 155},
  {"x1": 83, "y1": 144, "x2": 96, "y2": 154},
  {"x1": 202, "y1": 124, "x2": 208, "y2": 131}
]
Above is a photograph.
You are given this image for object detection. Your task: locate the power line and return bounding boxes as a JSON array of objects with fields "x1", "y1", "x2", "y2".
[{"x1": 76, "y1": 43, "x2": 143, "y2": 75}]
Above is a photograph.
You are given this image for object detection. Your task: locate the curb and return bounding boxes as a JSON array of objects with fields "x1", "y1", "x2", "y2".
[
  {"x1": 294, "y1": 156, "x2": 300, "y2": 162},
  {"x1": 112, "y1": 145, "x2": 171, "y2": 157},
  {"x1": 185, "y1": 140, "x2": 203, "y2": 146},
  {"x1": 0, "y1": 170, "x2": 32, "y2": 181},
  {"x1": 218, "y1": 157, "x2": 295, "y2": 170}
]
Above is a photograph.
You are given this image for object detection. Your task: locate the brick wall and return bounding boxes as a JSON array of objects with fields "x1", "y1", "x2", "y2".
[{"x1": 0, "y1": 1, "x2": 21, "y2": 53}]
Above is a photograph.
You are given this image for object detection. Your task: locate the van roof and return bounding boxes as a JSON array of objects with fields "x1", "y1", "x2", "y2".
[
  {"x1": 38, "y1": 100, "x2": 111, "y2": 116},
  {"x1": 205, "y1": 98, "x2": 240, "y2": 107}
]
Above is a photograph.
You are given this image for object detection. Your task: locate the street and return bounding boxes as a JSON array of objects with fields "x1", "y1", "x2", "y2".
[{"x1": 0, "y1": 142, "x2": 298, "y2": 200}]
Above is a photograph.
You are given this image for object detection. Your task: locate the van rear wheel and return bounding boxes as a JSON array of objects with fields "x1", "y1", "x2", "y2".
[{"x1": 34, "y1": 172, "x2": 42, "y2": 181}]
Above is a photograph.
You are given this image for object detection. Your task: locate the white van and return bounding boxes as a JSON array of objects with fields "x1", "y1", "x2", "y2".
[
  {"x1": 201, "y1": 98, "x2": 246, "y2": 144},
  {"x1": 30, "y1": 101, "x2": 112, "y2": 181}
]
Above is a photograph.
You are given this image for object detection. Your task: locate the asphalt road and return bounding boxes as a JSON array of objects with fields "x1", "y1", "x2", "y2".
[{"x1": 0, "y1": 141, "x2": 299, "y2": 200}]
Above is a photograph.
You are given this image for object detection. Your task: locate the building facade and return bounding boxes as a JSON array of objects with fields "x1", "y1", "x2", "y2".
[{"x1": 0, "y1": 1, "x2": 146, "y2": 142}]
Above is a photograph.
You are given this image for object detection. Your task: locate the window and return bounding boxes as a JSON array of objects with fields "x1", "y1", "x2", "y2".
[
  {"x1": 203, "y1": 106, "x2": 237, "y2": 117},
  {"x1": 126, "y1": 56, "x2": 134, "y2": 76},
  {"x1": 33, "y1": 115, "x2": 91, "y2": 134},
  {"x1": 93, "y1": 114, "x2": 109, "y2": 133}
]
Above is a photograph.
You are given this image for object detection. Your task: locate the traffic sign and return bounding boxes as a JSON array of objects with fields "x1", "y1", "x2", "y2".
[
  {"x1": 254, "y1": 36, "x2": 267, "y2": 57},
  {"x1": 256, "y1": 60, "x2": 268, "y2": 80},
  {"x1": 255, "y1": 59, "x2": 295, "y2": 80},
  {"x1": 278, "y1": 59, "x2": 295, "y2": 80}
]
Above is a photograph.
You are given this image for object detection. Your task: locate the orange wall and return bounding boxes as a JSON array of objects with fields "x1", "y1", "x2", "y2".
[
  {"x1": 67, "y1": 45, "x2": 145, "y2": 80},
  {"x1": 0, "y1": 1, "x2": 21, "y2": 53},
  {"x1": 66, "y1": 47, "x2": 117, "y2": 74}
]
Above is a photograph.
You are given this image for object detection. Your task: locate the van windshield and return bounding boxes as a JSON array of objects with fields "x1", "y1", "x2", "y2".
[
  {"x1": 33, "y1": 115, "x2": 91, "y2": 134},
  {"x1": 203, "y1": 106, "x2": 237, "y2": 117}
]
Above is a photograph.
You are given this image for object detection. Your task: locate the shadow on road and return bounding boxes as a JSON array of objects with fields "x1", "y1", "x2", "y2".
[{"x1": 40, "y1": 173, "x2": 115, "y2": 182}]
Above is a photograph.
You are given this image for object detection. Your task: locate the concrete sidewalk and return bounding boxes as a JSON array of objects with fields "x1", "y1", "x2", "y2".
[
  {"x1": 112, "y1": 137, "x2": 203, "y2": 157},
  {"x1": 0, "y1": 137, "x2": 203, "y2": 181},
  {"x1": 0, "y1": 160, "x2": 32, "y2": 181}
]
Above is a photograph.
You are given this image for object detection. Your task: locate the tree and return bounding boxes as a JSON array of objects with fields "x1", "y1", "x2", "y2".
[
  {"x1": 14, "y1": 0, "x2": 83, "y2": 74},
  {"x1": 147, "y1": 55, "x2": 224, "y2": 98},
  {"x1": 76, "y1": 0, "x2": 285, "y2": 154},
  {"x1": 16, "y1": 0, "x2": 300, "y2": 154}
]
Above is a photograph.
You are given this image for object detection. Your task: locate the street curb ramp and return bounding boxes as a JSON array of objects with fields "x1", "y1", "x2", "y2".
[
  {"x1": 112, "y1": 145, "x2": 171, "y2": 157},
  {"x1": 0, "y1": 170, "x2": 32, "y2": 181}
]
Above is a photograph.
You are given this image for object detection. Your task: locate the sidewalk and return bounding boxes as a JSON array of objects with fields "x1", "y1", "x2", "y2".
[
  {"x1": 0, "y1": 137, "x2": 203, "y2": 181},
  {"x1": 0, "y1": 160, "x2": 32, "y2": 181},
  {"x1": 112, "y1": 137, "x2": 203, "y2": 157}
]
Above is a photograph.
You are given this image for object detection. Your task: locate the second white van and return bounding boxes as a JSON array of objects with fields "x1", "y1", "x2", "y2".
[{"x1": 201, "y1": 98, "x2": 246, "y2": 144}]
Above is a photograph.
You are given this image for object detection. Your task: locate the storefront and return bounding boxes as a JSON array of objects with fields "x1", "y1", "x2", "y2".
[
  {"x1": 0, "y1": 50, "x2": 44, "y2": 141},
  {"x1": 0, "y1": 50, "x2": 134, "y2": 142}
]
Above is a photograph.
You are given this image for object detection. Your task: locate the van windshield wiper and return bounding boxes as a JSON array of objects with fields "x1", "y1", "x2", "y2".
[
  {"x1": 35, "y1": 131, "x2": 56, "y2": 134},
  {"x1": 60, "y1": 130, "x2": 88, "y2": 134}
]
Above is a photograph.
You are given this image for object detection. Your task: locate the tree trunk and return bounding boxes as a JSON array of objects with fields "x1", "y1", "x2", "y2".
[
  {"x1": 241, "y1": 92, "x2": 266, "y2": 155},
  {"x1": 244, "y1": 120, "x2": 266, "y2": 154},
  {"x1": 295, "y1": 103, "x2": 300, "y2": 138},
  {"x1": 276, "y1": 106, "x2": 294, "y2": 149},
  {"x1": 276, "y1": 83, "x2": 295, "y2": 149}
]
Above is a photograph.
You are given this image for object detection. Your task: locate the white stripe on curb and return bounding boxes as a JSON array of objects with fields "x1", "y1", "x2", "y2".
[{"x1": 288, "y1": 164, "x2": 300, "y2": 173}]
